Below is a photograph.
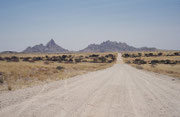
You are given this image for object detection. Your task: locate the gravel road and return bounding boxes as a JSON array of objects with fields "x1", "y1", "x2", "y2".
[{"x1": 0, "y1": 54, "x2": 180, "y2": 117}]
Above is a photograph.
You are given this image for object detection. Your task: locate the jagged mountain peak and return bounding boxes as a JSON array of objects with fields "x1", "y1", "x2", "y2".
[
  {"x1": 101, "y1": 40, "x2": 119, "y2": 46},
  {"x1": 46, "y1": 39, "x2": 56, "y2": 48},
  {"x1": 23, "y1": 39, "x2": 68, "y2": 53}
]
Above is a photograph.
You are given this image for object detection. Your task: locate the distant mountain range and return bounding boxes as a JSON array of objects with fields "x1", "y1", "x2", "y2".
[
  {"x1": 23, "y1": 39, "x2": 68, "y2": 53},
  {"x1": 1, "y1": 39, "x2": 157, "y2": 53},
  {"x1": 79, "y1": 40, "x2": 156, "y2": 52}
]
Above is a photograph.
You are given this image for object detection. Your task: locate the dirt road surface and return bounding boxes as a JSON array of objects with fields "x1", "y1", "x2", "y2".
[{"x1": 0, "y1": 54, "x2": 180, "y2": 117}]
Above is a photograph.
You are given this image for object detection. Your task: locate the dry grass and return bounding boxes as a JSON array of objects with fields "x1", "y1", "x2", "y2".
[
  {"x1": 122, "y1": 51, "x2": 180, "y2": 78},
  {"x1": 0, "y1": 53, "x2": 117, "y2": 91}
]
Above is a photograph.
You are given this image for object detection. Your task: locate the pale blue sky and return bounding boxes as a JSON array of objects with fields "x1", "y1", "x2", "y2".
[{"x1": 0, "y1": 0, "x2": 180, "y2": 51}]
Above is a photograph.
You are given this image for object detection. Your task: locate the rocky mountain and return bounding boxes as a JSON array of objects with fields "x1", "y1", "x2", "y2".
[
  {"x1": 0, "y1": 51, "x2": 18, "y2": 54},
  {"x1": 79, "y1": 40, "x2": 157, "y2": 52},
  {"x1": 23, "y1": 39, "x2": 68, "y2": 53},
  {"x1": 22, "y1": 40, "x2": 156, "y2": 53}
]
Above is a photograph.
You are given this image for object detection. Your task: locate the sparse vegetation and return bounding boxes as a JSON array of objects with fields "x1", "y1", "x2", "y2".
[
  {"x1": 0, "y1": 53, "x2": 117, "y2": 91},
  {"x1": 0, "y1": 72, "x2": 4, "y2": 84},
  {"x1": 8, "y1": 85, "x2": 12, "y2": 91},
  {"x1": 122, "y1": 51, "x2": 180, "y2": 78},
  {"x1": 56, "y1": 66, "x2": 64, "y2": 70}
]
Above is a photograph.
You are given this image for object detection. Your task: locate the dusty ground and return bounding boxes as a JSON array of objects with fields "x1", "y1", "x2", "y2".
[{"x1": 0, "y1": 54, "x2": 180, "y2": 117}]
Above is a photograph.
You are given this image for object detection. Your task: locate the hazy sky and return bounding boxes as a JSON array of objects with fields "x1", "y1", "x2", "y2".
[{"x1": 0, "y1": 0, "x2": 180, "y2": 52}]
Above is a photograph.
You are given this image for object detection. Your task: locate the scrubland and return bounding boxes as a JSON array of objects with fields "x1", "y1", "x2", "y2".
[
  {"x1": 122, "y1": 51, "x2": 180, "y2": 78},
  {"x1": 0, "y1": 53, "x2": 117, "y2": 91}
]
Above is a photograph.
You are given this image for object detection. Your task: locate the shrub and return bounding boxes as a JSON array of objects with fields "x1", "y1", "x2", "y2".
[
  {"x1": 0, "y1": 74, "x2": 4, "y2": 84},
  {"x1": 144, "y1": 54, "x2": 149, "y2": 57},
  {"x1": 89, "y1": 54, "x2": 99, "y2": 57},
  {"x1": 98, "y1": 57, "x2": 107, "y2": 63},
  {"x1": 75, "y1": 59, "x2": 81, "y2": 63},
  {"x1": 105, "y1": 54, "x2": 114, "y2": 58},
  {"x1": 68, "y1": 58, "x2": 73, "y2": 63},
  {"x1": 11, "y1": 56, "x2": 19, "y2": 62},
  {"x1": 174, "y1": 52, "x2": 179, "y2": 56},
  {"x1": 150, "y1": 60, "x2": 159, "y2": 65},
  {"x1": 108, "y1": 60, "x2": 113, "y2": 63},
  {"x1": 32, "y1": 57, "x2": 42, "y2": 61},
  {"x1": 133, "y1": 59, "x2": 147, "y2": 65},
  {"x1": 105, "y1": 55, "x2": 109, "y2": 58},
  {"x1": 138, "y1": 53, "x2": 142, "y2": 57},
  {"x1": 122, "y1": 53, "x2": 130, "y2": 58},
  {"x1": 135, "y1": 66, "x2": 143, "y2": 70},
  {"x1": 131, "y1": 54, "x2": 136, "y2": 58},
  {"x1": 11, "y1": 56, "x2": 18, "y2": 59},
  {"x1": 45, "y1": 55, "x2": 49, "y2": 58},
  {"x1": 158, "y1": 52, "x2": 163, "y2": 56},
  {"x1": 51, "y1": 56, "x2": 61, "y2": 62},
  {"x1": 149, "y1": 53, "x2": 154, "y2": 56},
  {"x1": 8, "y1": 85, "x2": 12, "y2": 91},
  {"x1": 164, "y1": 60, "x2": 171, "y2": 64},
  {"x1": 4, "y1": 57, "x2": 11, "y2": 62},
  {"x1": 62, "y1": 55, "x2": 67, "y2": 59},
  {"x1": 56, "y1": 66, "x2": 64, "y2": 70},
  {"x1": 93, "y1": 58, "x2": 98, "y2": 63},
  {"x1": 68, "y1": 55, "x2": 72, "y2": 57}
]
